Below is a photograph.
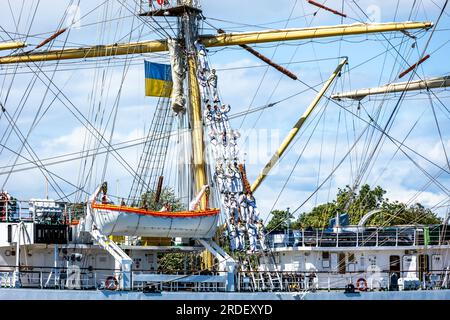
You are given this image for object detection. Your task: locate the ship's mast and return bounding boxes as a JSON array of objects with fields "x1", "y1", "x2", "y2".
[
  {"x1": 0, "y1": 3, "x2": 433, "y2": 204},
  {"x1": 179, "y1": 0, "x2": 208, "y2": 209}
]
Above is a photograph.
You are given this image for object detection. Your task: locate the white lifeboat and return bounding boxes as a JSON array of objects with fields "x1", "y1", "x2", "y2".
[{"x1": 88, "y1": 183, "x2": 219, "y2": 238}]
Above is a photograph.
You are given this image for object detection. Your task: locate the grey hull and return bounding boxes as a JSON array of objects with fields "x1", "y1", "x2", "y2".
[{"x1": 0, "y1": 288, "x2": 449, "y2": 300}]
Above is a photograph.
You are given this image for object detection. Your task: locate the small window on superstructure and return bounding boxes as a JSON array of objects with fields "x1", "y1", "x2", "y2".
[
  {"x1": 348, "y1": 253, "x2": 355, "y2": 263},
  {"x1": 322, "y1": 252, "x2": 330, "y2": 268}
]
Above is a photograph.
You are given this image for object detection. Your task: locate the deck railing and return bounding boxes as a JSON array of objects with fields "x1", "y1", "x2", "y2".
[
  {"x1": 236, "y1": 269, "x2": 450, "y2": 292},
  {"x1": 0, "y1": 266, "x2": 227, "y2": 292},
  {"x1": 0, "y1": 265, "x2": 449, "y2": 293},
  {"x1": 0, "y1": 199, "x2": 85, "y2": 224},
  {"x1": 266, "y1": 226, "x2": 450, "y2": 249}
]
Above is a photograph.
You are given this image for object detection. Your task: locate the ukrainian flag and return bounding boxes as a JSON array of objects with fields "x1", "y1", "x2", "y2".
[{"x1": 145, "y1": 61, "x2": 173, "y2": 97}]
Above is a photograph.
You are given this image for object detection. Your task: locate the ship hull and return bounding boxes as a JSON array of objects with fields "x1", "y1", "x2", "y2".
[{"x1": 0, "y1": 288, "x2": 449, "y2": 300}]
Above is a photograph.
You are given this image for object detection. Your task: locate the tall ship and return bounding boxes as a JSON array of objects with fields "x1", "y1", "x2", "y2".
[{"x1": 0, "y1": 0, "x2": 449, "y2": 300}]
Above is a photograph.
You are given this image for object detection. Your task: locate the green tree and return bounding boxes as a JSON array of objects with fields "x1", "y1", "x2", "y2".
[
  {"x1": 268, "y1": 184, "x2": 442, "y2": 230},
  {"x1": 157, "y1": 252, "x2": 187, "y2": 273},
  {"x1": 266, "y1": 210, "x2": 294, "y2": 232},
  {"x1": 295, "y1": 202, "x2": 337, "y2": 229},
  {"x1": 140, "y1": 187, "x2": 185, "y2": 211}
]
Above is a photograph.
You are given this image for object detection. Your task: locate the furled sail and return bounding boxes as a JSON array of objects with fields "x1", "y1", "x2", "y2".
[{"x1": 168, "y1": 38, "x2": 186, "y2": 115}]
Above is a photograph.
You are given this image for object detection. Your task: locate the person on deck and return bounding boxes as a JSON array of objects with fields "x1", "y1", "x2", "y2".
[
  {"x1": 221, "y1": 193, "x2": 230, "y2": 218},
  {"x1": 238, "y1": 192, "x2": 249, "y2": 223},
  {"x1": 101, "y1": 194, "x2": 113, "y2": 204},
  {"x1": 195, "y1": 40, "x2": 209, "y2": 72},
  {"x1": 198, "y1": 70, "x2": 209, "y2": 102},
  {"x1": 229, "y1": 194, "x2": 239, "y2": 221},
  {"x1": 213, "y1": 105, "x2": 224, "y2": 133},
  {"x1": 247, "y1": 218, "x2": 258, "y2": 252},
  {"x1": 237, "y1": 219, "x2": 246, "y2": 251},
  {"x1": 246, "y1": 192, "x2": 260, "y2": 221},
  {"x1": 231, "y1": 162, "x2": 243, "y2": 193},
  {"x1": 220, "y1": 131, "x2": 228, "y2": 149},
  {"x1": 257, "y1": 219, "x2": 267, "y2": 251},
  {"x1": 227, "y1": 217, "x2": 238, "y2": 252},
  {"x1": 203, "y1": 104, "x2": 214, "y2": 128},
  {"x1": 207, "y1": 69, "x2": 219, "y2": 103},
  {"x1": 214, "y1": 162, "x2": 226, "y2": 192},
  {"x1": 219, "y1": 104, "x2": 231, "y2": 132}
]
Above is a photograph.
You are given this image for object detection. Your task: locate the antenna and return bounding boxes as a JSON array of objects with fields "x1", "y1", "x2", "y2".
[{"x1": 45, "y1": 177, "x2": 48, "y2": 200}]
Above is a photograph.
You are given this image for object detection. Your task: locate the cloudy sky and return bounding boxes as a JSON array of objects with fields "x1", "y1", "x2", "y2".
[{"x1": 0, "y1": 0, "x2": 449, "y2": 223}]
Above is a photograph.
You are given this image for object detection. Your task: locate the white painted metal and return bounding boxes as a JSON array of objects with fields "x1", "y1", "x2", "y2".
[
  {"x1": 358, "y1": 209, "x2": 383, "y2": 227},
  {"x1": 90, "y1": 228, "x2": 132, "y2": 289},
  {"x1": 87, "y1": 185, "x2": 219, "y2": 238},
  {"x1": 90, "y1": 206, "x2": 219, "y2": 238},
  {"x1": 198, "y1": 238, "x2": 236, "y2": 291}
]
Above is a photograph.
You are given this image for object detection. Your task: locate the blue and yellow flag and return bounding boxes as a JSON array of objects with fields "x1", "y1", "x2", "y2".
[{"x1": 145, "y1": 61, "x2": 173, "y2": 97}]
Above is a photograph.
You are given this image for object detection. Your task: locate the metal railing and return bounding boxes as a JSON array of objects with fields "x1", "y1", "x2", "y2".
[
  {"x1": 0, "y1": 199, "x2": 85, "y2": 224},
  {"x1": 131, "y1": 271, "x2": 227, "y2": 292},
  {"x1": 0, "y1": 270, "x2": 98, "y2": 290},
  {"x1": 266, "y1": 226, "x2": 450, "y2": 249},
  {"x1": 236, "y1": 269, "x2": 450, "y2": 292},
  {"x1": 0, "y1": 266, "x2": 228, "y2": 292},
  {"x1": 1, "y1": 265, "x2": 449, "y2": 293}
]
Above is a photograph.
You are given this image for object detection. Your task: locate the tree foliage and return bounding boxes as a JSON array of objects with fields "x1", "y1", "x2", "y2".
[
  {"x1": 157, "y1": 252, "x2": 186, "y2": 273},
  {"x1": 268, "y1": 184, "x2": 442, "y2": 230},
  {"x1": 140, "y1": 187, "x2": 185, "y2": 211},
  {"x1": 266, "y1": 210, "x2": 295, "y2": 232}
]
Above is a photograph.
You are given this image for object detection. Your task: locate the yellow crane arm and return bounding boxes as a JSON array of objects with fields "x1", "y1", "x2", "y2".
[
  {"x1": 0, "y1": 21, "x2": 431, "y2": 64},
  {"x1": 250, "y1": 58, "x2": 348, "y2": 193}
]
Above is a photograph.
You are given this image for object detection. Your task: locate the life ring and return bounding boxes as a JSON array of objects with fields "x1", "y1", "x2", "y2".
[
  {"x1": 105, "y1": 276, "x2": 118, "y2": 290},
  {"x1": 356, "y1": 278, "x2": 368, "y2": 291}
]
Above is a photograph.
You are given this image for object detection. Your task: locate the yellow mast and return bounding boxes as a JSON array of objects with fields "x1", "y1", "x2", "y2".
[
  {"x1": 250, "y1": 58, "x2": 348, "y2": 193},
  {"x1": 0, "y1": 41, "x2": 27, "y2": 51},
  {"x1": 0, "y1": 22, "x2": 431, "y2": 64},
  {"x1": 187, "y1": 56, "x2": 208, "y2": 209},
  {"x1": 182, "y1": 0, "x2": 211, "y2": 269},
  {"x1": 182, "y1": 1, "x2": 207, "y2": 210}
]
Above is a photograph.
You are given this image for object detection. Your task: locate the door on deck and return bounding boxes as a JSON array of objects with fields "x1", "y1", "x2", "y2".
[
  {"x1": 418, "y1": 254, "x2": 429, "y2": 281},
  {"x1": 389, "y1": 255, "x2": 401, "y2": 278},
  {"x1": 338, "y1": 253, "x2": 346, "y2": 274}
]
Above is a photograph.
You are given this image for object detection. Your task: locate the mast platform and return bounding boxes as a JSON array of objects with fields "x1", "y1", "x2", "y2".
[{"x1": 139, "y1": 5, "x2": 201, "y2": 17}]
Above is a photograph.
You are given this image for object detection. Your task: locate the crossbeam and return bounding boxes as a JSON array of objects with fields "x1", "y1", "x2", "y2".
[
  {"x1": 250, "y1": 58, "x2": 348, "y2": 193},
  {"x1": 0, "y1": 41, "x2": 27, "y2": 51},
  {"x1": 331, "y1": 75, "x2": 450, "y2": 100},
  {"x1": 0, "y1": 21, "x2": 431, "y2": 64}
]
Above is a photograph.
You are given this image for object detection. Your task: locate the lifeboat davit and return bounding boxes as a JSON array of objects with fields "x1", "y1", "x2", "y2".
[{"x1": 88, "y1": 184, "x2": 220, "y2": 238}]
